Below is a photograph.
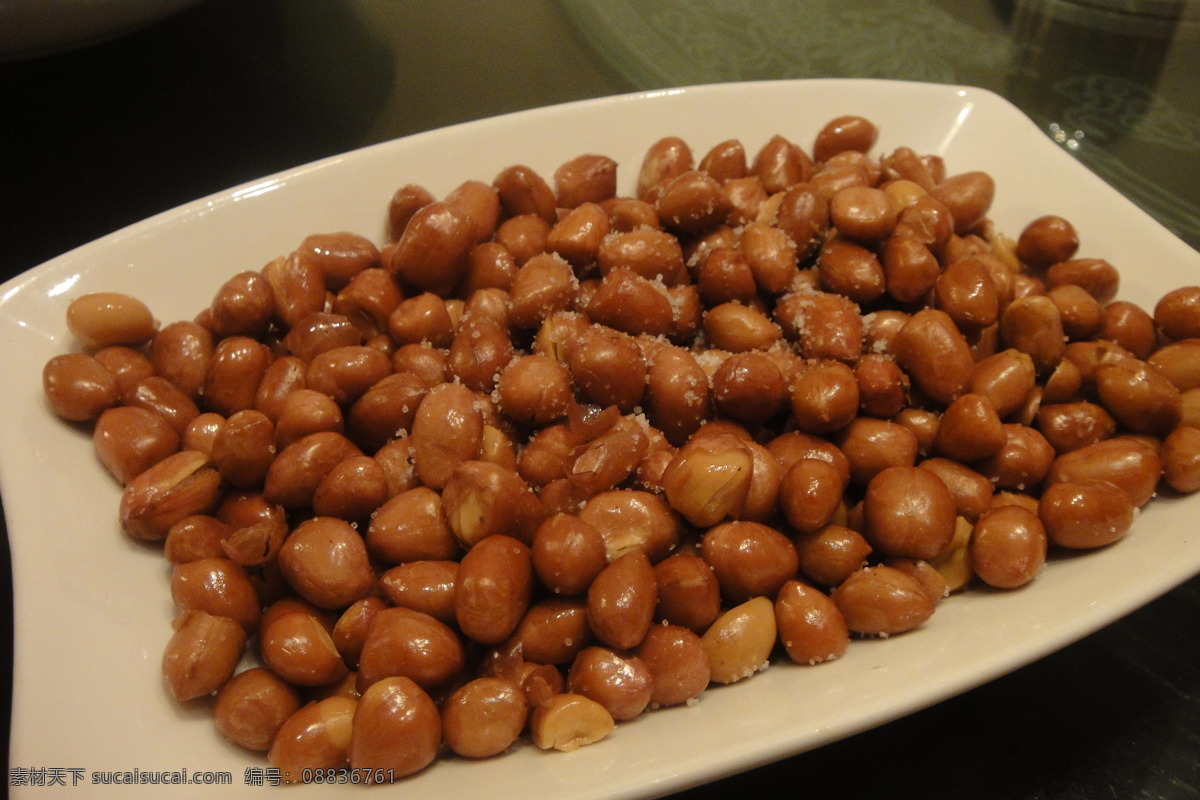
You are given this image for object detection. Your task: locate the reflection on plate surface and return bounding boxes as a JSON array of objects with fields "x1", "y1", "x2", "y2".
[{"x1": 3, "y1": 79, "x2": 1199, "y2": 799}]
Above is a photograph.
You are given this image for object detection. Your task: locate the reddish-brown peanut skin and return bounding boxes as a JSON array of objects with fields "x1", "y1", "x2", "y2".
[
  {"x1": 311, "y1": 454, "x2": 389, "y2": 521},
  {"x1": 817, "y1": 238, "x2": 886, "y2": 305},
  {"x1": 660, "y1": 432, "x2": 753, "y2": 527},
  {"x1": 305, "y1": 345, "x2": 392, "y2": 407},
  {"x1": 150, "y1": 321, "x2": 213, "y2": 402},
  {"x1": 119, "y1": 448, "x2": 225, "y2": 541},
  {"x1": 389, "y1": 201, "x2": 474, "y2": 296},
  {"x1": 577, "y1": 489, "x2": 682, "y2": 563},
  {"x1": 1035, "y1": 402, "x2": 1117, "y2": 454},
  {"x1": 790, "y1": 359, "x2": 860, "y2": 435},
  {"x1": 447, "y1": 314, "x2": 515, "y2": 393},
  {"x1": 210, "y1": 270, "x2": 275, "y2": 339},
  {"x1": 701, "y1": 520, "x2": 799, "y2": 604},
  {"x1": 213, "y1": 667, "x2": 303, "y2": 752},
  {"x1": 1154, "y1": 286, "x2": 1200, "y2": 340},
  {"x1": 346, "y1": 372, "x2": 426, "y2": 449},
  {"x1": 1039, "y1": 480, "x2": 1135, "y2": 549},
  {"x1": 700, "y1": 138, "x2": 748, "y2": 182},
  {"x1": 1100, "y1": 301, "x2": 1158, "y2": 360},
  {"x1": 974, "y1": 424, "x2": 1056, "y2": 493},
  {"x1": 933, "y1": 393, "x2": 1005, "y2": 462},
  {"x1": 830, "y1": 185, "x2": 897, "y2": 243},
  {"x1": 1149, "y1": 339, "x2": 1200, "y2": 391},
  {"x1": 567, "y1": 646, "x2": 654, "y2": 722},
  {"x1": 93, "y1": 345, "x2": 155, "y2": 398},
  {"x1": 703, "y1": 301, "x2": 783, "y2": 353},
  {"x1": 892, "y1": 308, "x2": 974, "y2": 406},
  {"x1": 267, "y1": 696, "x2": 356, "y2": 783},
  {"x1": 510, "y1": 597, "x2": 591, "y2": 666},
  {"x1": 778, "y1": 458, "x2": 845, "y2": 534},
  {"x1": 273, "y1": 388, "x2": 343, "y2": 451},
  {"x1": 442, "y1": 460, "x2": 545, "y2": 548},
  {"x1": 164, "y1": 514, "x2": 230, "y2": 565},
  {"x1": 756, "y1": 134, "x2": 816, "y2": 193},
  {"x1": 854, "y1": 353, "x2": 908, "y2": 419},
  {"x1": 969, "y1": 505, "x2": 1047, "y2": 588},
  {"x1": 210, "y1": 409, "x2": 275, "y2": 489},
  {"x1": 493, "y1": 164, "x2": 556, "y2": 222},
  {"x1": 837, "y1": 417, "x2": 920, "y2": 487},
  {"x1": 971, "y1": 349, "x2": 1037, "y2": 419},
  {"x1": 170, "y1": 556, "x2": 262, "y2": 634},
  {"x1": 263, "y1": 252, "x2": 326, "y2": 331},
  {"x1": 831, "y1": 565, "x2": 935, "y2": 636},
  {"x1": 445, "y1": 178, "x2": 501, "y2": 245},
  {"x1": 93, "y1": 405, "x2": 181, "y2": 485},
  {"x1": 263, "y1": 432, "x2": 363, "y2": 509},
  {"x1": 410, "y1": 382, "x2": 484, "y2": 490},
  {"x1": 440, "y1": 677, "x2": 529, "y2": 759},
  {"x1": 366, "y1": 486, "x2": 459, "y2": 565},
  {"x1": 565, "y1": 417, "x2": 651, "y2": 495},
  {"x1": 1016, "y1": 215, "x2": 1079, "y2": 269},
  {"x1": 1162, "y1": 425, "x2": 1200, "y2": 493},
  {"x1": 282, "y1": 312, "x2": 361, "y2": 364},
  {"x1": 863, "y1": 466, "x2": 957, "y2": 560},
  {"x1": 633, "y1": 624, "x2": 711, "y2": 708},
  {"x1": 587, "y1": 550, "x2": 657, "y2": 651},
  {"x1": 653, "y1": 553, "x2": 722, "y2": 633},
  {"x1": 555, "y1": 153, "x2": 618, "y2": 209},
  {"x1": 356, "y1": 606, "x2": 466, "y2": 694},
  {"x1": 531, "y1": 513, "x2": 608, "y2": 596},
  {"x1": 495, "y1": 353, "x2": 574, "y2": 427},
  {"x1": 1044, "y1": 437, "x2": 1163, "y2": 507},
  {"x1": 814, "y1": 115, "x2": 879, "y2": 162},
  {"x1": 378, "y1": 560, "x2": 459, "y2": 625},
  {"x1": 884, "y1": 556, "x2": 948, "y2": 606},
  {"x1": 204, "y1": 336, "x2": 273, "y2": 417},
  {"x1": 934, "y1": 255, "x2": 999, "y2": 332},
  {"x1": 929, "y1": 171, "x2": 994, "y2": 234},
  {"x1": 638, "y1": 135, "x2": 694, "y2": 198},
  {"x1": 711, "y1": 351, "x2": 787, "y2": 424},
  {"x1": 348, "y1": 676, "x2": 441, "y2": 780},
  {"x1": 455, "y1": 534, "x2": 533, "y2": 645},
  {"x1": 656, "y1": 170, "x2": 732, "y2": 235},
  {"x1": 645, "y1": 345, "x2": 712, "y2": 446},
  {"x1": 776, "y1": 290, "x2": 864, "y2": 362},
  {"x1": 259, "y1": 610, "x2": 350, "y2": 688},
  {"x1": 775, "y1": 580, "x2": 850, "y2": 665},
  {"x1": 882, "y1": 230, "x2": 940, "y2": 304},
  {"x1": 768, "y1": 430, "x2": 852, "y2": 485},
  {"x1": 277, "y1": 517, "x2": 373, "y2": 610},
  {"x1": 332, "y1": 597, "x2": 386, "y2": 669},
  {"x1": 161, "y1": 610, "x2": 247, "y2": 702},
  {"x1": 1046, "y1": 258, "x2": 1120, "y2": 304},
  {"x1": 295, "y1": 231, "x2": 380, "y2": 291},
  {"x1": 793, "y1": 524, "x2": 873, "y2": 587},
  {"x1": 567, "y1": 325, "x2": 648, "y2": 413},
  {"x1": 1093, "y1": 358, "x2": 1182, "y2": 436},
  {"x1": 918, "y1": 458, "x2": 994, "y2": 522},
  {"x1": 66, "y1": 292, "x2": 156, "y2": 352}
]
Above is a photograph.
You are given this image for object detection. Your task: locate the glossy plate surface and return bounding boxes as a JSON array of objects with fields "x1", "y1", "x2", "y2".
[{"x1": 3, "y1": 79, "x2": 1199, "y2": 798}]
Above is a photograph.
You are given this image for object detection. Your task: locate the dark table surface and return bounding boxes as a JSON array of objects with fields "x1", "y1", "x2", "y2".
[{"x1": 3, "y1": 1, "x2": 1199, "y2": 797}]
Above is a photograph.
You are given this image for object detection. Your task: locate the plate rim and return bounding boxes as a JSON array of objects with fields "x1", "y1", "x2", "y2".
[{"x1": 4, "y1": 77, "x2": 1200, "y2": 799}]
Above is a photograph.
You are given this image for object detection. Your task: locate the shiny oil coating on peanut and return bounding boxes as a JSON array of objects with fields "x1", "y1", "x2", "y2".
[{"x1": 41, "y1": 112, "x2": 1200, "y2": 782}]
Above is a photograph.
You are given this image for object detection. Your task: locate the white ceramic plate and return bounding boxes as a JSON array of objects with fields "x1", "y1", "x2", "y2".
[{"x1": 3, "y1": 79, "x2": 1199, "y2": 799}]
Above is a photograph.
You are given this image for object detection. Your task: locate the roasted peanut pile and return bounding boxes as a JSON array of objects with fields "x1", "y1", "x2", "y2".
[{"x1": 41, "y1": 114, "x2": 1200, "y2": 783}]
